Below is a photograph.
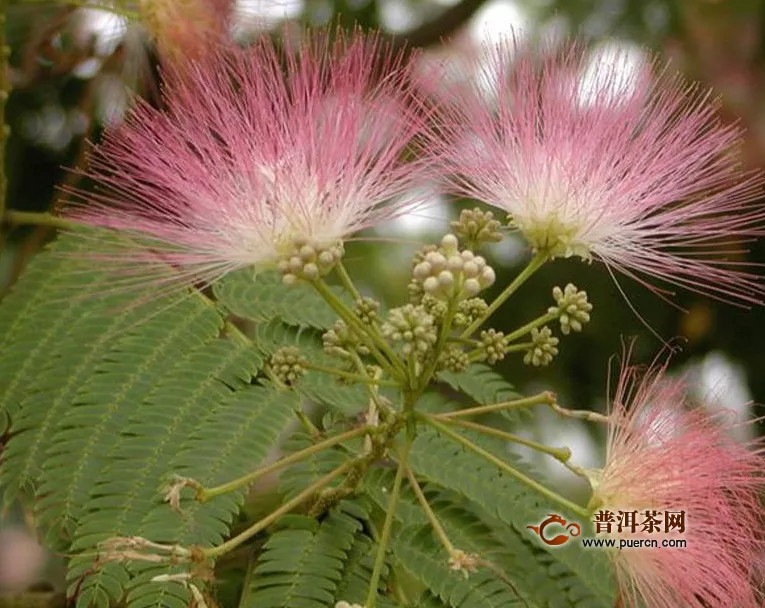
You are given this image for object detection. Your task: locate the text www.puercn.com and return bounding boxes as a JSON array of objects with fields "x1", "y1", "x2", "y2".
[{"x1": 582, "y1": 538, "x2": 688, "y2": 549}]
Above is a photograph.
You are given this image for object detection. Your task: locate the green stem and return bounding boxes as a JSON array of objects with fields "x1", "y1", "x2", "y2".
[
  {"x1": 204, "y1": 459, "x2": 356, "y2": 559},
  {"x1": 503, "y1": 311, "x2": 558, "y2": 344},
  {"x1": 438, "y1": 392, "x2": 555, "y2": 419},
  {"x1": 365, "y1": 439, "x2": 412, "y2": 608},
  {"x1": 438, "y1": 417, "x2": 571, "y2": 463},
  {"x1": 416, "y1": 300, "x2": 456, "y2": 394},
  {"x1": 304, "y1": 362, "x2": 398, "y2": 387},
  {"x1": 312, "y1": 279, "x2": 406, "y2": 379},
  {"x1": 335, "y1": 260, "x2": 362, "y2": 302},
  {"x1": 0, "y1": 6, "x2": 8, "y2": 254},
  {"x1": 2, "y1": 210, "x2": 75, "y2": 231},
  {"x1": 460, "y1": 252, "x2": 548, "y2": 339},
  {"x1": 407, "y1": 353, "x2": 418, "y2": 390},
  {"x1": 293, "y1": 408, "x2": 321, "y2": 437},
  {"x1": 198, "y1": 426, "x2": 370, "y2": 502},
  {"x1": 550, "y1": 402, "x2": 610, "y2": 424},
  {"x1": 262, "y1": 366, "x2": 287, "y2": 390},
  {"x1": 466, "y1": 342, "x2": 530, "y2": 363},
  {"x1": 349, "y1": 350, "x2": 392, "y2": 419},
  {"x1": 420, "y1": 414, "x2": 589, "y2": 519},
  {"x1": 405, "y1": 466, "x2": 454, "y2": 555}
]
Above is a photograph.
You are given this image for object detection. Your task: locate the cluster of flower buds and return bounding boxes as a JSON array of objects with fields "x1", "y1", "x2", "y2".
[
  {"x1": 410, "y1": 234, "x2": 496, "y2": 302},
  {"x1": 479, "y1": 329, "x2": 509, "y2": 364},
  {"x1": 380, "y1": 304, "x2": 437, "y2": 358},
  {"x1": 421, "y1": 293, "x2": 449, "y2": 322},
  {"x1": 335, "y1": 602, "x2": 363, "y2": 608},
  {"x1": 450, "y1": 207, "x2": 504, "y2": 248},
  {"x1": 269, "y1": 346, "x2": 308, "y2": 385},
  {"x1": 438, "y1": 344, "x2": 470, "y2": 373},
  {"x1": 524, "y1": 327, "x2": 559, "y2": 367},
  {"x1": 453, "y1": 297, "x2": 489, "y2": 327},
  {"x1": 549, "y1": 284, "x2": 592, "y2": 335},
  {"x1": 354, "y1": 297, "x2": 380, "y2": 325},
  {"x1": 277, "y1": 236, "x2": 345, "y2": 285},
  {"x1": 322, "y1": 320, "x2": 370, "y2": 359}
]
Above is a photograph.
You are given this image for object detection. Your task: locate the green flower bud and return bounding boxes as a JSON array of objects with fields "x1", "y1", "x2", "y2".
[
  {"x1": 454, "y1": 297, "x2": 489, "y2": 327},
  {"x1": 276, "y1": 236, "x2": 344, "y2": 282},
  {"x1": 438, "y1": 345, "x2": 470, "y2": 373},
  {"x1": 354, "y1": 297, "x2": 380, "y2": 325},
  {"x1": 549, "y1": 284, "x2": 593, "y2": 335},
  {"x1": 450, "y1": 207, "x2": 504, "y2": 247},
  {"x1": 523, "y1": 326, "x2": 559, "y2": 367},
  {"x1": 270, "y1": 346, "x2": 308, "y2": 385},
  {"x1": 479, "y1": 329, "x2": 508, "y2": 364},
  {"x1": 381, "y1": 304, "x2": 437, "y2": 358}
]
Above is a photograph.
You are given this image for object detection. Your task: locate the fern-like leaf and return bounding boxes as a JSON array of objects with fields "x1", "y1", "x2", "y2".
[
  {"x1": 407, "y1": 429, "x2": 614, "y2": 605},
  {"x1": 437, "y1": 364, "x2": 526, "y2": 422},
  {"x1": 243, "y1": 505, "x2": 361, "y2": 608},
  {"x1": 214, "y1": 269, "x2": 353, "y2": 329},
  {"x1": 0, "y1": 233, "x2": 306, "y2": 607}
]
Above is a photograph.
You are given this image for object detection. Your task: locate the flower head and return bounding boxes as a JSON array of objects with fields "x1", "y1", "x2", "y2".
[
  {"x1": 427, "y1": 38, "x2": 765, "y2": 304},
  {"x1": 588, "y1": 357, "x2": 765, "y2": 608},
  {"x1": 64, "y1": 30, "x2": 429, "y2": 292}
]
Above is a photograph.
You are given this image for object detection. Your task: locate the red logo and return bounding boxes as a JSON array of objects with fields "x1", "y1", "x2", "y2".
[{"x1": 527, "y1": 514, "x2": 581, "y2": 546}]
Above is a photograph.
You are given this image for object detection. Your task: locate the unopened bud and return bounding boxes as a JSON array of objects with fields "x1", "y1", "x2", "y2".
[
  {"x1": 549, "y1": 284, "x2": 592, "y2": 335},
  {"x1": 451, "y1": 207, "x2": 504, "y2": 247},
  {"x1": 523, "y1": 326, "x2": 559, "y2": 367},
  {"x1": 381, "y1": 304, "x2": 437, "y2": 359},
  {"x1": 270, "y1": 346, "x2": 308, "y2": 385},
  {"x1": 438, "y1": 345, "x2": 470, "y2": 373},
  {"x1": 479, "y1": 329, "x2": 508, "y2": 365},
  {"x1": 463, "y1": 278, "x2": 481, "y2": 296}
]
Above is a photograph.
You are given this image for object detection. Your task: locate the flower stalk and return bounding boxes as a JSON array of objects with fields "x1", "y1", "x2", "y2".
[
  {"x1": 365, "y1": 439, "x2": 412, "y2": 608},
  {"x1": 421, "y1": 413, "x2": 590, "y2": 519},
  {"x1": 303, "y1": 362, "x2": 398, "y2": 387},
  {"x1": 312, "y1": 278, "x2": 406, "y2": 379},
  {"x1": 437, "y1": 392, "x2": 556, "y2": 419},
  {"x1": 405, "y1": 466, "x2": 454, "y2": 555},
  {"x1": 203, "y1": 459, "x2": 357, "y2": 560},
  {"x1": 438, "y1": 417, "x2": 571, "y2": 463},
  {"x1": 460, "y1": 252, "x2": 548, "y2": 338},
  {"x1": 195, "y1": 426, "x2": 371, "y2": 503}
]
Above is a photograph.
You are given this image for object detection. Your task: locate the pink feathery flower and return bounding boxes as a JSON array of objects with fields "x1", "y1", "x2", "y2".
[
  {"x1": 64, "y1": 30, "x2": 429, "y2": 292},
  {"x1": 427, "y1": 39, "x2": 765, "y2": 304},
  {"x1": 588, "y1": 357, "x2": 765, "y2": 607}
]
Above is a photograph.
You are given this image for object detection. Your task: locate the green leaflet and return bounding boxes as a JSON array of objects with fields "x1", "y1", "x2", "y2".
[
  {"x1": 213, "y1": 268, "x2": 353, "y2": 329},
  {"x1": 277, "y1": 432, "x2": 353, "y2": 501},
  {"x1": 0, "y1": 233, "x2": 301, "y2": 608},
  {"x1": 242, "y1": 500, "x2": 394, "y2": 608},
  {"x1": 394, "y1": 526, "x2": 530, "y2": 608},
  {"x1": 437, "y1": 364, "x2": 527, "y2": 423},
  {"x1": 406, "y1": 428, "x2": 615, "y2": 606},
  {"x1": 243, "y1": 506, "x2": 360, "y2": 608}
]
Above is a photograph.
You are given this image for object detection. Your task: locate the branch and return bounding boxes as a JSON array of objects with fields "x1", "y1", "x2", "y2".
[{"x1": 395, "y1": 0, "x2": 489, "y2": 49}]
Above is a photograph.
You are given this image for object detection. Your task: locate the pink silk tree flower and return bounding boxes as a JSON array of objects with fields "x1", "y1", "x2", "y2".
[
  {"x1": 63, "y1": 30, "x2": 430, "y2": 292},
  {"x1": 587, "y1": 358, "x2": 765, "y2": 608},
  {"x1": 427, "y1": 39, "x2": 765, "y2": 304}
]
